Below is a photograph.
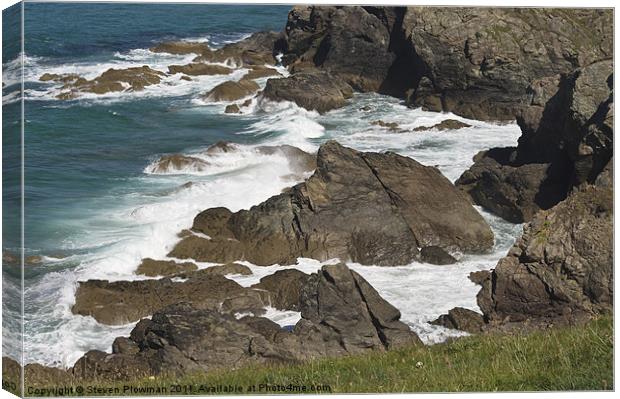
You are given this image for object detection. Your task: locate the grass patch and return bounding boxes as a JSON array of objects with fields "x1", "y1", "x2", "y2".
[{"x1": 24, "y1": 316, "x2": 613, "y2": 396}]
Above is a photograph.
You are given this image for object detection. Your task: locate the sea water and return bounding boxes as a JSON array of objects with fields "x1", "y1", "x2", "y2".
[{"x1": 2, "y1": 2, "x2": 522, "y2": 368}]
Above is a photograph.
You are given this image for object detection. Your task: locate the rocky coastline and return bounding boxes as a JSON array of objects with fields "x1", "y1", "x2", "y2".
[{"x1": 5, "y1": 5, "x2": 613, "y2": 388}]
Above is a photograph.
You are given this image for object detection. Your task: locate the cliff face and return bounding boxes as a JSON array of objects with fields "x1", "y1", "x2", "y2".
[{"x1": 282, "y1": 6, "x2": 613, "y2": 121}]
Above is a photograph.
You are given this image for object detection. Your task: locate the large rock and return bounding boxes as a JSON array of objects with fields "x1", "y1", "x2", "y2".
[
  {"x1": 170, "y1": 141, "x2": 493, "y2": 266},
  {"x1": 296, "y1": 263, "x2": 422, "y2": 353},
  {"x1": 401, "y1": 9, "x2": 612, "y2": 120},
  {"x1": 476, "y1": 183, "x2": 613, "y2": 324},
  {"x1": 203, "y1": 79, "x2": 259, "y2": 102},
  {"x1": 262, "y1": 72, "x2": 353, "y2": 113},
  {"x1": 456, "y1": 60, "x2": 613, "y2": 222},
  {"x1": 70, "y1": 263, "x2": 420, "y2": 380},
  {"x1": 282, "y1": 6, "x2": 612, "y2": 120},
  {"x1": 71, "y1": 273, "x2": 262, "y2": 325},
  {"x1": 284, "y1": 6, "x2": 401, "y2": 93}
]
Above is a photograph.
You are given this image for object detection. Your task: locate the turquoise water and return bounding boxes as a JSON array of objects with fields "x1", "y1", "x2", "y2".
[{"x1": 3, "y1": 2, "x2": 522, "y2": 368}]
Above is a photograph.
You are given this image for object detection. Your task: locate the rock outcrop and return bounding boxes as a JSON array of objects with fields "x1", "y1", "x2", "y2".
[
  {"x1": 456, "y1": 60, "x2": 613, "y2": 223},
  {"x1": 55, "y1": 66, "x2": 166, "y2": 99},
  {"x1": 72, "y1": 272, "x2": 265, "y2": 325},
  {"x1": 282, "y1": 6, "x2": 612, "y2": 120},
  {"x1": 262, "y1": 71, "x2": 353, "y2": 113},
  {"x1": 169, "y1": 141, "x2": 493, "y2": 266},
  {"x1": 476, "y1": 183, "x2": 613, "y2": 325},
  {"x1": 70, "y1": 264, "x2": 421, "y2": 380}
]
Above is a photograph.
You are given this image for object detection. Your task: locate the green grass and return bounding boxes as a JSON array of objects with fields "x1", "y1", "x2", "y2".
[{"x1": 24, "y1": 316, "x2": 613, "y2": 396}]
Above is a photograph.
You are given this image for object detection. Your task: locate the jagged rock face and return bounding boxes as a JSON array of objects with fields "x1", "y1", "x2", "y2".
[
  {"x1": 297, "y1": 264, "x2": 422, "y2": 353},
  {"x1": 402, "y1": 9, "x2": 612, "y2": 120},
  {"x1": 456, "y1": 61, "x2": 613, "y2": 223},
  {"x1": 516, "y1": 60, "x2": 614, "y2": 184},
  {"x1": 69, "y1": 264, "x2": 419, "y2": 381},
  {"x1": 285, "y1": 6, "x2": 400, "y2": 92},
  {"x1": 477, "y1": 184, "x2": 613, "y2": 324},
  {"x1": 169, "y1": 141, "x2": 493, "y2": 266},
  {"x1": 262, "y1": 71, "x2": 353, "y2": 113},
  {"x1": 282, "y1": 6, "x2": 612, "y2": 120}
]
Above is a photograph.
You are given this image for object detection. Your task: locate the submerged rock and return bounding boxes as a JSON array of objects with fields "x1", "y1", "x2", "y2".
[
  {"x1": 371, "y1": 120, "x2": 402, "y2": 132},
  {"x1": 203, "y1": 79, "x2": 259, "y2": 102},
  {"x1": 262, "y1": 72, "x2": 353, "y2": 113},
  {"x1": 224, "y1": 104, "x2": 240, "y2": 113},
  {"x1": 413, "y1": 119, "x2": 471, "y2": 131},
  {"x1": 420, "y1": 246, "x2": 457, "y2": 265},
  {"x1": 169, "y1": 141, "x2": 493, "y2": 266},
  {"x1": 477, "y1": 183, "x2": 613, "y2": 324},
  {"x1": 148, "y1": 154, "x2": 210, "y2": 174}
]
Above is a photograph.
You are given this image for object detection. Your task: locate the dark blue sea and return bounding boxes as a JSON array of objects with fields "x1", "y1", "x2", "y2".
[{"x1": 2, "y1": 2, "x2": 522, "y2": 368}]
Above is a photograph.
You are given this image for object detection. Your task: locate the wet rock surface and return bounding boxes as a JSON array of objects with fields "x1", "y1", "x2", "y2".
[
  {"x1": 203, "y1": 79, "x2": 260, "y2": 102},
  {"x1": 68, "y1": 264, "x2": 421, "y2": 381},
  {"x1": 420, "y1": 246, "x2": 457, "y2": 265},
  {"x1": 169, "y1": 141, "x2": 493, "y2": 266},
  {"x1": 71, "y1": 273, "x2": 258, "y2": 325},
  {"x1": 135, "y1": 258, "x2": 198, "y2": 277},
  {"x1": 262, "y1": 71, "x2": 353, "y2": 113},
  {"x1": 148, "y1": 154, "x2": 210, "y2": 174},
  {"x1": 55, "y1": 66, "x2": 166, "y2": 99}
]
